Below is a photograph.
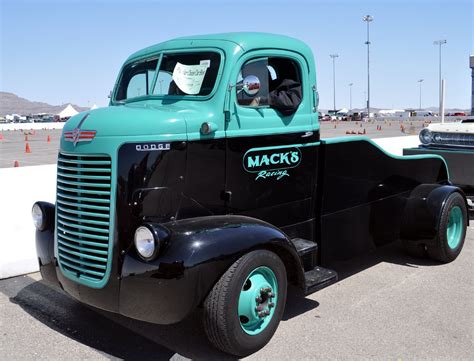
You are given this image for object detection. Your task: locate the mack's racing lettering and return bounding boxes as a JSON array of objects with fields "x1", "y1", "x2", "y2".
[{"x1": 243, "y1": 146, "x2": 302, "y2": 180}]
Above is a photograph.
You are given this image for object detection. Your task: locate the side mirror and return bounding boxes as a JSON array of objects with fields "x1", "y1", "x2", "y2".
[
  {"x1": 237, "y1": 75, "x2": 261, "y2": 96},
  {"x1": 107, "y1": 90, "x2": 112, "y2": 99}
]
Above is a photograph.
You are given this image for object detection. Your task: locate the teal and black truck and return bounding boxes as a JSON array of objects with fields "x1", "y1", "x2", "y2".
[{"x1": 33, "y1": 33, "x2": 469, "y2": 356}]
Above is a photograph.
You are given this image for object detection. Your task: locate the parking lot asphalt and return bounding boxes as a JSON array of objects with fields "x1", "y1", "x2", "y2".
[
  {"x1": 0, "y1": 120, "x2": 424, "y2": 168},
  {"x1": 0, "y1": 129, "x2": 62, "y2": 168},
  {"x1": 1, "y1": 224, "x2": 472, "y2": 360}
]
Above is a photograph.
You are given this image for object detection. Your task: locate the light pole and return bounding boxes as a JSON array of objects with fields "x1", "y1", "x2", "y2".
[
  {"x1": 348, "y1": 83, "x2": 353, "y2": 111},
  {"x1": 363, "y1": 14, "x2": 373, "y2": 119},
  {"x1": 417, "y1": 79, "x2": 424, "y2": 110},
  {"x1": 433, "y1": 39, "x2": 447, "y2": 107},
  {"x1": 330, "y1": 54, "x2": 339, "y2": 112},
  {"x1": 159, "y1": 79, "x2": 164, "y2": 94}
]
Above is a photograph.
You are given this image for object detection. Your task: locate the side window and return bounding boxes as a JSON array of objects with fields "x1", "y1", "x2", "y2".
[{"x1": 237, "y1": 57, "x2": 303, "y2": 114}]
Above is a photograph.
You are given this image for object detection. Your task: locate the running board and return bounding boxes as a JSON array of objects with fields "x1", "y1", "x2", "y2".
[
  {"x1": 291, "y1": 238, "x2": 318, "y2": 271},
  {"x1": 304, "y1": 266, "x2": 338, "y2": 295}
]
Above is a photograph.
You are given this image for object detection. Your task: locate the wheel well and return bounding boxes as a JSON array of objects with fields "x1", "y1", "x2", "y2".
[{"x1": 254, "y1": 244, "x2": 305, "y2": 288}]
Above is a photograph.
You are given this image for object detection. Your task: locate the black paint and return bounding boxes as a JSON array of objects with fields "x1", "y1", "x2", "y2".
[{"x1": 36, "y1": 134, "x2": 464, "y2": 324}]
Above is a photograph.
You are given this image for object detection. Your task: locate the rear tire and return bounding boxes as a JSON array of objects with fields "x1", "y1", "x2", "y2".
[
  {"x1": 427, "y1": 192, "x2": 467, "y2": 263},
  {"x1": 203, "y1": 250, "x2": 287, "y2": 357}
]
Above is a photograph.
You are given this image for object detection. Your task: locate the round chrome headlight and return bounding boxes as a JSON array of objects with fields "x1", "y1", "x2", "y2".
[
  {"x1": 419, "y1": 128, "x2": 432, "y2": 144},
  {"x1": 134, "y1": 226, "x2": 158, "y2": 260},
  {"x1": 32, "y1": 203, "x2": 45, "y2": 231}
]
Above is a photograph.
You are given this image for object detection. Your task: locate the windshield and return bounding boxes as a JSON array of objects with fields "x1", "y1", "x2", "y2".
[{"x1": 115, "y1": 51, "x2": 221, "y2": 102}]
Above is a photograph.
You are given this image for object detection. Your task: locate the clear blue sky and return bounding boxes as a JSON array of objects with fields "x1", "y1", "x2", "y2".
[{"x1": 1, "y1": 0, "x2": 472, "y2": 110}]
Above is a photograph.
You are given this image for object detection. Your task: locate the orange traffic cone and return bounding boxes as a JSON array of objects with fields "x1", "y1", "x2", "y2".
[
  {"x1": 25, "y1": 143, "x2": 31, "y2": 153},
  {"x1": 25, "y1": 134, "x2": 28, "y2": 141},
  {"x1": 14, "y1": 160, "x2": 20, "y2": 167},
  {"x1": 47, "y1": 135, "x2": 51, "y2": 143}
]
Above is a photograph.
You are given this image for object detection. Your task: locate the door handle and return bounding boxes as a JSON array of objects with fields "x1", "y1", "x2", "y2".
[{"x1": 301, "y1": 131, "x2": 313, "y2": 138}]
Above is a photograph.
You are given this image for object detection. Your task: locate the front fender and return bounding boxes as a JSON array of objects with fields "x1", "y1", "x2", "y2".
[{"x1": 119, "y1": 215, "x2": 303, "y2": 324}]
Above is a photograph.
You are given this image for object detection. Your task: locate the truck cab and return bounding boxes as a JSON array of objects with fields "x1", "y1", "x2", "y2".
[{"x1": 34, "y1": 33, "x2": 469, "y2": 357}]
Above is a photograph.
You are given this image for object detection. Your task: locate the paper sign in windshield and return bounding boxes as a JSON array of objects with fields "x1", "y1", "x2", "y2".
[{"x1": 172, "y1": 62, "x2": 208, "y2": 95}]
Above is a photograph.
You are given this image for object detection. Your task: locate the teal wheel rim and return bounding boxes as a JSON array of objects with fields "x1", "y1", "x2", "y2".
[
  {"x1": 447, "y1": 206, "x2": 463, "y2": 249},
  {"x1": 238, "y1": 266, "x2": 278, "y2": 335}
]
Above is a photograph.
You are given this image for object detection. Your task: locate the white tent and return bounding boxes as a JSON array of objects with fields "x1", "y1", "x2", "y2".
[
  {"x1": 90, "y1": 104, "x2": 98, "y2": 110},
  {"x1": 336, "y1": 108, "x2": 349, "y2": 115},
  {"x1": 58, "y1": 104, "x2": 79, "y2": 119}
]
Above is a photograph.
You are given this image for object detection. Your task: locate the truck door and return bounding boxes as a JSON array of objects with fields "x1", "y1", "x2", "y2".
[{"x1": 225, "y1": 51, "x2": 320, "y2": 239}]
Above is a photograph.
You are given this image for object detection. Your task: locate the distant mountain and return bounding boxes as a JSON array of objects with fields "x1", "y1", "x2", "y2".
[{"x1": 0, "y1": 92, "x2": 89, "y2": 116}]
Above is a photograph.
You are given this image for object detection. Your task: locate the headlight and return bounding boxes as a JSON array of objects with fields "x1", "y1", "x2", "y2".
[
  {"x1": 134, "y1": 226, "x2": 159, "y2": 260},
  {"x1": 32, "y1": 203, "x2": 45, "y2": 231},
  {"x1": 419, "y1": 128, "x2": 432, "y2": 144}
]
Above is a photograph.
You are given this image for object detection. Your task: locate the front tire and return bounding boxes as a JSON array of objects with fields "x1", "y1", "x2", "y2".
[
  {"x1": 203, "y1": 250, "x2": 287, "y2": 357},
  {"x1": 427, "y1": 192, "x2": 467, "y2": 263}
]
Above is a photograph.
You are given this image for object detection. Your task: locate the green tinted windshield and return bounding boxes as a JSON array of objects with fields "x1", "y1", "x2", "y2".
[{"x1": 115, "y1": 51, "x2": 221, "y2": 102}]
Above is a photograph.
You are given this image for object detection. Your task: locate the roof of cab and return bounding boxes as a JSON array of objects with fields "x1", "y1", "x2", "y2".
[{"x1": 126, "y1": 32, "x2": 313, "y2": 62}]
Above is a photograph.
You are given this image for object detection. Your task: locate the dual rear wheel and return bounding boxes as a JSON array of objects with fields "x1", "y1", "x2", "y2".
[{"x1": 403, "y1": 192, "x2": 468, "y2": 263}]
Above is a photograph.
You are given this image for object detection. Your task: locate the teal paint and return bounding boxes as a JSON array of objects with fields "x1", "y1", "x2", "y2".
[
  {"x1": 105, "y1": 32, "x2": 319, "y2": 140},
  {"x1": 447, "y1": 206, "x2": 463, "y2": 249},
  {"x1": 56, "y1": 150, "x2": 116, "y2": 289},
  {"x1": 225, "y1": 47, "x2": 318, "y2": 138},
  {"x1": 238, "y1": 266, "x2": 278, "y2": 335},
  {"x1": 244, "y1": 147, "x2": 300, "y2": 171}
]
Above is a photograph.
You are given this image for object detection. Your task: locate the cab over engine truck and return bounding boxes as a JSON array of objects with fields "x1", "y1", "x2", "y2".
[{"x1": 33, "y1": 33, "x2": 469, "y2": 357}]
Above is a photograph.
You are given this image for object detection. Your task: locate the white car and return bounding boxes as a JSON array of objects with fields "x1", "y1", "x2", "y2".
[
  {"x1": 404, "y1": 119, "x2": 474, "y2": 208},
  {"x1": 418, "y1": 119, "x2": 474, "y2": 148}
]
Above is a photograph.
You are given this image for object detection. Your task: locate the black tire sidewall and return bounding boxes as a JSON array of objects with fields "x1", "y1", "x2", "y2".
[
  {"x1": 434, "y1": 192, "x2": 467, "y2": 262},
  {"x1": 224, "y1": 250, "x2": 287, "y2": 356}
]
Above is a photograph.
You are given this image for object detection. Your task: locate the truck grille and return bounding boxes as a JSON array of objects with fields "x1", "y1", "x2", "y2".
[{"x1": 56, "y1": 152, "x2": 112, "y2": 284}]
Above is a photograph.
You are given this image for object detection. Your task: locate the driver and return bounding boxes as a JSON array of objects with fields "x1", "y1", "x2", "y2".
[{"x1": 250, "y1": 78, "x2": 302, "y2": 116}]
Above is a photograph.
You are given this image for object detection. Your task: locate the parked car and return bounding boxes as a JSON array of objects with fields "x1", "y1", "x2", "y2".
[{"x1": 404, "y1": 119, "x2": 474, "y2": 209}]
